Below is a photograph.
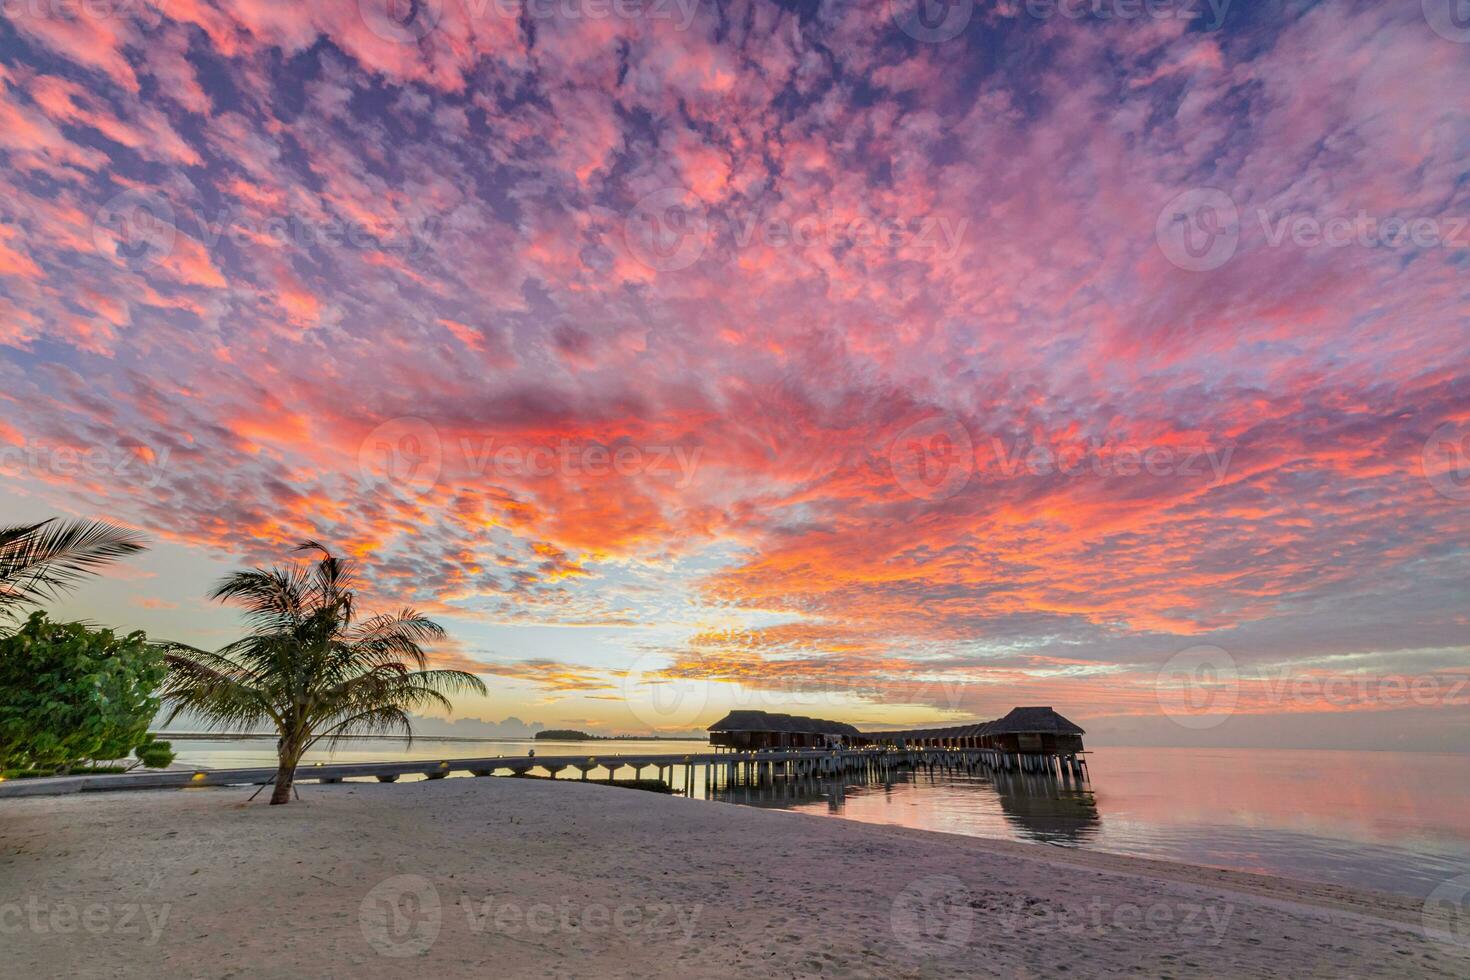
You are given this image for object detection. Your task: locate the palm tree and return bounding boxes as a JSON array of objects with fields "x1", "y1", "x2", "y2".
[
  {"x1": 160, "y1": 541, "x2": 486, "y2": 804},
  {"x1": 0, "y1": 518, "x2": 147, "y2": 618}
]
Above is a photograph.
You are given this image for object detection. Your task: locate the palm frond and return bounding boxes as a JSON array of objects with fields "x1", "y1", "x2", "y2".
[
  {"x1": 349, "y1": 609, "x2": 447, "y2": 644},
  {"x1": 309, "y1": 704, "x2": 414, "y2": 750},
  {"x1": 297, "y1": 540, "x2": 356, "y2": 624},
  {"x1": 0, "y1": 519, "x2": 147, "y2": 610},
  {"x1": 158, "y1": 646, "x2": 279, "y2": 731},
  {"x1": 210, "y1": 565, "x2": 313, "y2": 627}
]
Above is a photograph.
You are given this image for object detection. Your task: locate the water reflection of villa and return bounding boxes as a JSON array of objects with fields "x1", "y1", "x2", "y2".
[
  {"x1": 706, "y1": 751, "x2": 1102, "y2": 845},
  {"x1": 988, "y1": 769, "x2": 1101, "y2": 845}
]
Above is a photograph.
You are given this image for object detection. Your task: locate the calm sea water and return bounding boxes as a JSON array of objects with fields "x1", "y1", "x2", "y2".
[{"x1": 165, "y1": 738, "x2": 1470, "y2": 898}]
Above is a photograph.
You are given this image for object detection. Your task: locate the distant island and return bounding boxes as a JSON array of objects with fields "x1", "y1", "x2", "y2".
[{"x1": 533, "y1": 730, "x2": 696, "y2": 742}]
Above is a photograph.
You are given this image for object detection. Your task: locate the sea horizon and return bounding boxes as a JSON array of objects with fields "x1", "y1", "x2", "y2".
[
  {"x1": 160, "y1": 737, "x2": 1470, "y2": 900},
  {"x1": 156, "y1": 730, "x2": 1470, "y2": 756}
]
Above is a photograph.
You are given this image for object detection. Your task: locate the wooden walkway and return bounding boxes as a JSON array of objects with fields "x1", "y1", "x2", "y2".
[{"x1": 0, "y1": 746, "x2": 1087, "y2": 799}]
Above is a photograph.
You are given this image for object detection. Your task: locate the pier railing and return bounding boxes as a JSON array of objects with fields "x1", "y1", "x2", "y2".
[{"x1": 0, "y1": 746, "x2": 1086, "y2": 799}]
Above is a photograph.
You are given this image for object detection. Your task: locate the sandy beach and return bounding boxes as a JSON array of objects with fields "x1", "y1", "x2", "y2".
[{"x1": 1, "y1": 777, "x2": 1462, "y2": 979}]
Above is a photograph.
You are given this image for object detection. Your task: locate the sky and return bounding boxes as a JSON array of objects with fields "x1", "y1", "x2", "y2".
[{"x1": 1, "y1": 0, "x2": 1468, "y2": 750}]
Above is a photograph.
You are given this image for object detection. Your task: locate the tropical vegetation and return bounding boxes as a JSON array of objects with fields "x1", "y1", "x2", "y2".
[
  {"x1": 0, "y1": 611, "x2": 174, "y2": 775},
  {"x1": 160, "y1": 542, "x2": 486, "y2": 804}
]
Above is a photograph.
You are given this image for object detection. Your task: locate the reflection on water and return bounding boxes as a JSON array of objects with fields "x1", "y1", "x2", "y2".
[
  {"x1": 711, "y1": 747, "x2": 1470, "y2": 899},
  {"x1": 167, "y1": 738, "x2": 1470, "y2": 898},
  {"x1": 989, "y1": 770, "x2": 1101, "y2": 845},
  {"x1": 710, "y1": 765, "x2": 1103, "y2": 847}
]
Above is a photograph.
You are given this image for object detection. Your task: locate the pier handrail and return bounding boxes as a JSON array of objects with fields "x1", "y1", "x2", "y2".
[{"x1": 0, "y1": 746, "x2": 1039, "y2": 799}]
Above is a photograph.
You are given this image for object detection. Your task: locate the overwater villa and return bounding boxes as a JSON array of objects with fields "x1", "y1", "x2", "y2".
[
  {"x1": 705, "y1": 711, "x2": 863, "y2": 751},
  {"x1": 707, "y1": 706, "x2": 1086, "y2": 757}
]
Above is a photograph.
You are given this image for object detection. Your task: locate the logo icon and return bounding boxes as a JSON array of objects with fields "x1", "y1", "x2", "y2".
[
  {"x1": 358, "y1": 417, "x2": 443, "y2": 499},
  {"x1": 891, "y1": 874, "x2": 973, "y2": 954},
  {"x1": 1424, "y1": 873, "x2": 1470, "y2": 957},
  {"x1": 890, "y1": 0, "x2": 974, "y2": 43},
  {"x1": 92, "y1": 190, "x2": 176, "y2": 269},
  {"x1": 1156, "y1": 645, "x2": 1239, "y2": 729},
  {"x1": 359, "y1": 874, "x2": 442, "y2": 957},
  {"x1": 621, "y1": 651, "x2": 710, "y2": 731},
  {"x1": 1423, "y1": 422, "x2": 1470, "y2": 501},
  {"x1": 1424, "y1": 0, "x2": 1470, "y2": 43},
  {"x1": 1155, "y1": 188, "x2": 1240, "y2": 272},
  {"x1": 889, "y1": 414, "x2": 975, "y2": 501},
  {"x1": 359, "y1": 0, "x2": 444, "y2": 44},
  {"x1": 624, "y1": 187, "x2": 709, "y2": 272}
]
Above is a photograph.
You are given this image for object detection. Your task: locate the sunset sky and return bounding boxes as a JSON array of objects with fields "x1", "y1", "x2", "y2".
[{"x1": 2, "y1": 1, "x2": 1468, "y2": 749}]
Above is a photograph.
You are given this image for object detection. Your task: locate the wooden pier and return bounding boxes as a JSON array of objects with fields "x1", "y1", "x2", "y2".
[{"x1": 0, "y1": 746, "x2": 1086, "y2": 799}]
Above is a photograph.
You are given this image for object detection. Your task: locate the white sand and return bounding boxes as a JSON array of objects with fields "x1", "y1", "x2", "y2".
[{"x1": 1, "y1": 776, "x2": 1463, "y2": 978}]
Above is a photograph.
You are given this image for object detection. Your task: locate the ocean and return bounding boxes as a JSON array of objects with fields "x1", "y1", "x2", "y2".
[{"x1": 164, "y1": 737, "x2": 1470, "y2": 899}]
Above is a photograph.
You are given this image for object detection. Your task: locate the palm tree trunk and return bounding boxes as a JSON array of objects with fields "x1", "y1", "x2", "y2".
[{"x1": 269, "y1": 746, "x2": 298, "y2": 805}]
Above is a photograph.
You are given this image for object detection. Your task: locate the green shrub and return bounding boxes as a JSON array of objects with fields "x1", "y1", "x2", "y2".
[
  {"x1": 0, "y1": 612, "x2": 172, "y2": 772},
  {"x1": 132, "y1": 734, "x2": 174, "y2": 770}
]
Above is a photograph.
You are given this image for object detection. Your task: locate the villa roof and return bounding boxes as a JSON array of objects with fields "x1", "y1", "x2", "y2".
[
  {"x1": 858, "y1": 707, "x2": 1084, "y2": 741},
  {"x1": 706, "y1": 710, "x2": 862, "y2": 737},
  {"x1": 985, "y1": 706, "x2": 1086, "y2": 735},
  {"x1": 708, "y1": 706, "x2": 1083, "y2": 741}
]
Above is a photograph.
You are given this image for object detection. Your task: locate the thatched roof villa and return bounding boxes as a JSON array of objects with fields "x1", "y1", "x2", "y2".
[
  {"x1": 706, "y1": 710, "x2": 863, "y2": 750},
  {"x1": 707, "y1": 706, "x2": 1085, "y2": 756}
]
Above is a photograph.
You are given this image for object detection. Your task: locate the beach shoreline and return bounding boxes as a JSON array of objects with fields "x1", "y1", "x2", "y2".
[{"x1": 1, "y1": 777, "x2": 1462, "y2": 978}]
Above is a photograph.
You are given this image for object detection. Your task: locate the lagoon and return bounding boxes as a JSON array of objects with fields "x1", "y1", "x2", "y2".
[{"x1": 166, "y1": 738, "x2": 1470, "y2": 898}]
